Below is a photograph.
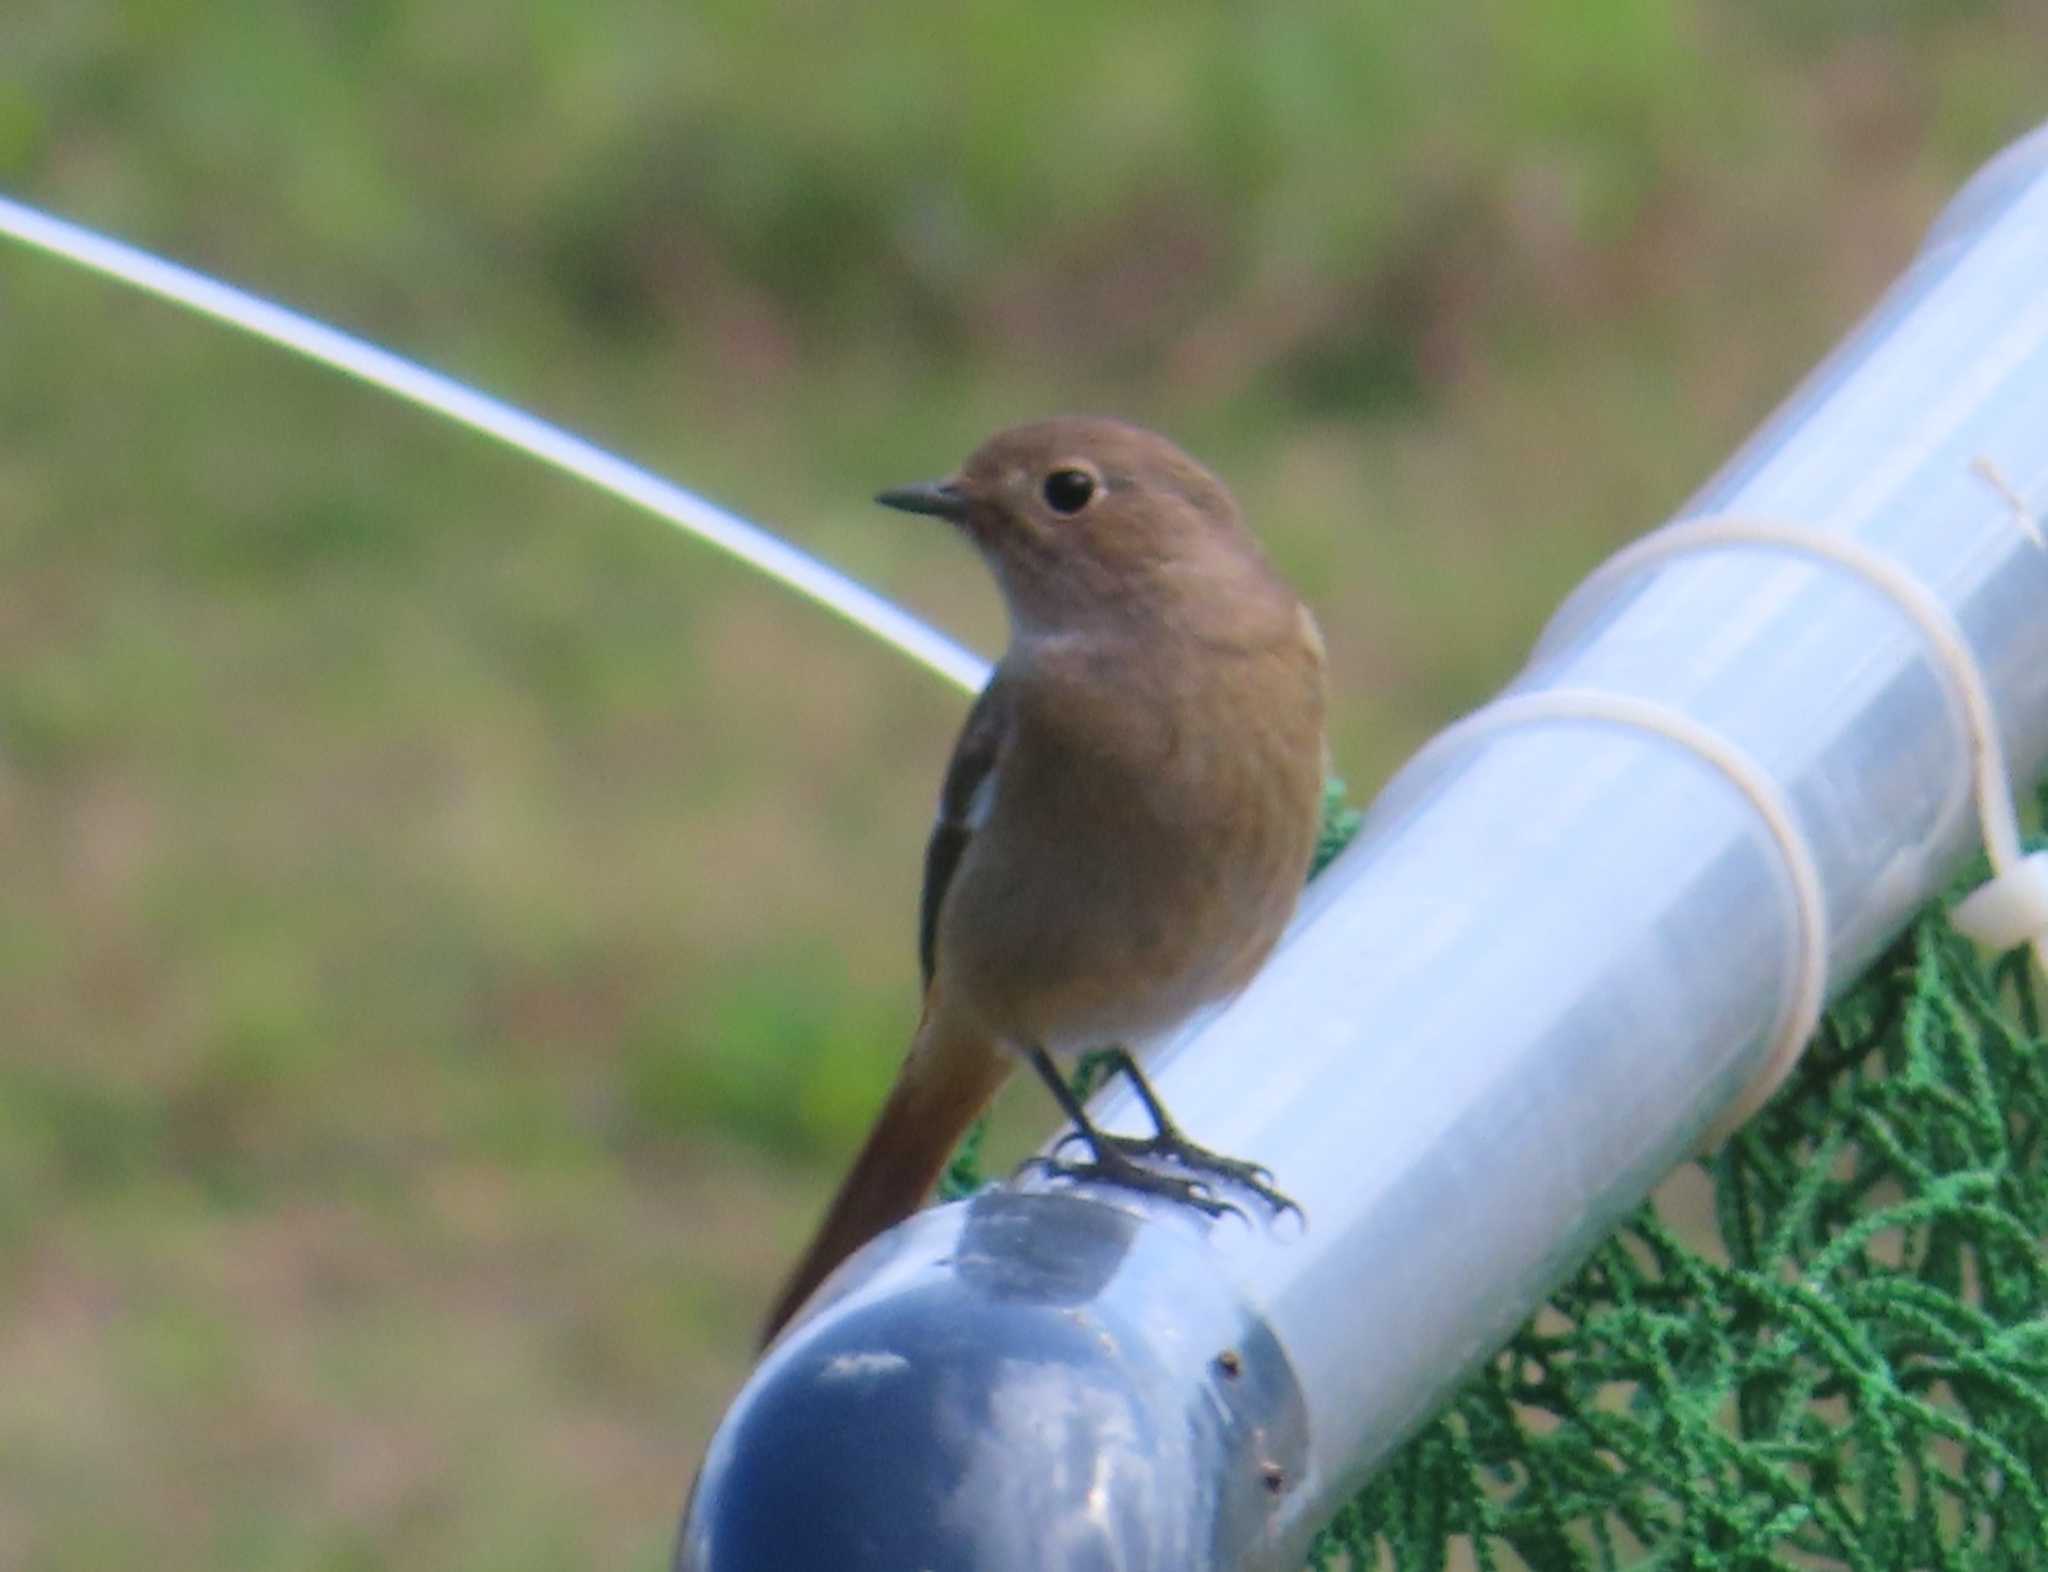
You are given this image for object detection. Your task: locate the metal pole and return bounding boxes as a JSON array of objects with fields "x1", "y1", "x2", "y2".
[{"x1": 677, "y1": 121, "x2": 2048, "y2": 1571}]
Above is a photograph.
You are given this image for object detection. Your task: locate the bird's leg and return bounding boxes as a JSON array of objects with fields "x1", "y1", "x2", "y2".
[
  {"x1": 1027, "y1": 1047, "x2": 1301, "y2": 1219},
  {"x1": 1020, "y1": 1047, "x2": 1241, "y2": 1218},
  {"x1": 1049, "y1": 1046, "x2": 1300, "y2": 1217}
]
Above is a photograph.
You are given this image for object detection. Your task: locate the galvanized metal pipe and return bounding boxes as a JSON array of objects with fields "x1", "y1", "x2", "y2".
[{"x1": 677, "y1": 121, "x2": 2048, "y2": 1571}]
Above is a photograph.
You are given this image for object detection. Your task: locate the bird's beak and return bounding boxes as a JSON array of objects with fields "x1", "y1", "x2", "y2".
[{"x1": 874, "y1": 479, "x2": 970, "y2": 524}]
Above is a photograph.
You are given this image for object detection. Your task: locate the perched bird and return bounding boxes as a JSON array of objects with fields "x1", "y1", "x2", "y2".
[{"x1": 759, "y1": 417, "x2": 1328, "y2": 1347}]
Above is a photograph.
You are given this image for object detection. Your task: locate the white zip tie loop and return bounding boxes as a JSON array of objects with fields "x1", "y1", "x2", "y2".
[
  {"x1": 1410, "y1": 505, "x2": 2044, "y2": 1143},
  {"x1": 1401, "y1": 688, "x2": 1828, "y2": 1146},
  {"x1": 1952, "y1": 853, "x2": 2048, "y2": 952},
  {"x1": 1559, "y1": 516, "x2": 2047, "y2": 979}
]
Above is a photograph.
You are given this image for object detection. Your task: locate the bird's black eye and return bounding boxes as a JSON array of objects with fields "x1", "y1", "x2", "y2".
[{"x1": 1041, "y1": 467, "x2": 1097, "y2": 515}]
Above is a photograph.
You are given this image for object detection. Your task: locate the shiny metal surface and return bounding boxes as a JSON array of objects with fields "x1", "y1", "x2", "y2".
[
  {"x1": 677, "y1": 1191, "x2": 1307, "y2": 1571},
  {"x1": 679, "y1": 123, "x2": 2048, "y2": 1569}
]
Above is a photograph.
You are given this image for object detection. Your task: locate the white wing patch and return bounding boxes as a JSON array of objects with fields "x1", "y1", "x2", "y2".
[{"x1": 963, "y1": 762, "x2": 1000, "y2": 831}]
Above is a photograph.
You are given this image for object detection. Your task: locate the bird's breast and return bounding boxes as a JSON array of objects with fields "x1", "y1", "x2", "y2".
[{"x1": 934, "y1": 632, "x2": 1324, "y2": 1056}]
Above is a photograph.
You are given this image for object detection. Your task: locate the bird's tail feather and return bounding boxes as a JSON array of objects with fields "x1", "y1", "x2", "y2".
[{"x1": 758, "y1": 1001, "x2": 1009, "y2": 1348}]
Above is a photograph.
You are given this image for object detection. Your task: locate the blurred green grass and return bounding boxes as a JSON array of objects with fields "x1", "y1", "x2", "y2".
[{"x1": 2, "y1": 3, "x2": 2044, "y2": 1566}]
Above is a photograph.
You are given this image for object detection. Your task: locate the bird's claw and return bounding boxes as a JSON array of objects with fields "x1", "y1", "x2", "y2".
[
  {"x1": 1093, "y1": 1129, "x2": 1300, "y2": 1220},
  {"x1": 1137, "y1": 1138, "x2": 1297, "y2": 1219},
  {"x1": 1019, "y1": 1147, "x2": 1246, "y2": 1220}
]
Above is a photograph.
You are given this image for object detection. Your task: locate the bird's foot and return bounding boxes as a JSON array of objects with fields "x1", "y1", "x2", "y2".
[
  {"x1": 1032, "y1": 1121, "x2": 1302, "y2": 1219},
  {"x1": 1018, "y1": 1043, "x2": 1301, "y2": 1222},
  {"x1": 1051, "y1": 1126, "x2": 1300, "y2": 1218},
  {"x1": 1021, "y1": 1138, "x2": 1244, "y2": 1220}
]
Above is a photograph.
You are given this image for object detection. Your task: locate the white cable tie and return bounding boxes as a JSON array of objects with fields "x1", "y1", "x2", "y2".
[
  {"x1": 1970, "y1": 455, "x2": 2045, "y2": 548},
  {"x1": 1402, "y1": 688, "x2": 1829, "y2": 1146},
  {"x1": 1545, "y1": 518, "x2": 2015, "y2": 866},
  {"x1": 1951, "y1": 851, "x2": 2048, "y2": 954},
  {"x1": 1527, "y1": 510, "x2": 2046, "y2": 1137}
]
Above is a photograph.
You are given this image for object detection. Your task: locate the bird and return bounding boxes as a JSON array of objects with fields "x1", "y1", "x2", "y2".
[{"x1": 758, "y1": 416, "x2": 1329, "y2": 1348}]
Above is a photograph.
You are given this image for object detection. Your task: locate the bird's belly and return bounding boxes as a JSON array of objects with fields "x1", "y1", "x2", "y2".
[
  {"x1": 1026, "y1": 960, "x2": 1236, "y2": 1061},
  {"x1": 936, "y1": 797, "x2": 1307, "y2": 1058}
]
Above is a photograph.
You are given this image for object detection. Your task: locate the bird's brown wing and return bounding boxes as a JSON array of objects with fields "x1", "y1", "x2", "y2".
[{"x1": 919, "y1": 669, "x2": 1011, "y2": 988}]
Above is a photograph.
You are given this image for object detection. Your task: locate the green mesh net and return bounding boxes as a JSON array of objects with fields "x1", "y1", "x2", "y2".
[{"x1": 945, "y1": 780, "x2": 2048, "y2": 1571}]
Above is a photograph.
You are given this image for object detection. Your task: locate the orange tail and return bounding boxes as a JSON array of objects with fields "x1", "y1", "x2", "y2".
[{"x1": 758, "y1": 1000, "x2": 1010, "y2": 1348}]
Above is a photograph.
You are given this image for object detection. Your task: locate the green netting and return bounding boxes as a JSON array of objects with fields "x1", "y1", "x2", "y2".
[{"x1": 945, "y1": 780, "x2": 2048, "y2": 1571}]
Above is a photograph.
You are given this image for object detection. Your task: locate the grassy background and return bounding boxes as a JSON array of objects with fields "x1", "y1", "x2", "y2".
[{"x1": 2, "y1": 3, "x2": 2044, "y2": 1567}]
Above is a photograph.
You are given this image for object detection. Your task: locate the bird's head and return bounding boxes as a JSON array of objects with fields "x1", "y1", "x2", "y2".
[{"x1": 877, "y1": 417, "x2": 1277, "y2": 637}]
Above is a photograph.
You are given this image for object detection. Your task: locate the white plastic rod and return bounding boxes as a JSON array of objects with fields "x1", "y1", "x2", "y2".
[{"x1": 0, "y1": 192, "x2": 991, "y2": 697}]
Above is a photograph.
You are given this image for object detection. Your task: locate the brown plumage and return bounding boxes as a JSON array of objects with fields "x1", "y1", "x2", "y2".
[{"x1": 758, "y1": 418, "x2": 1328, "y2": 1348}]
